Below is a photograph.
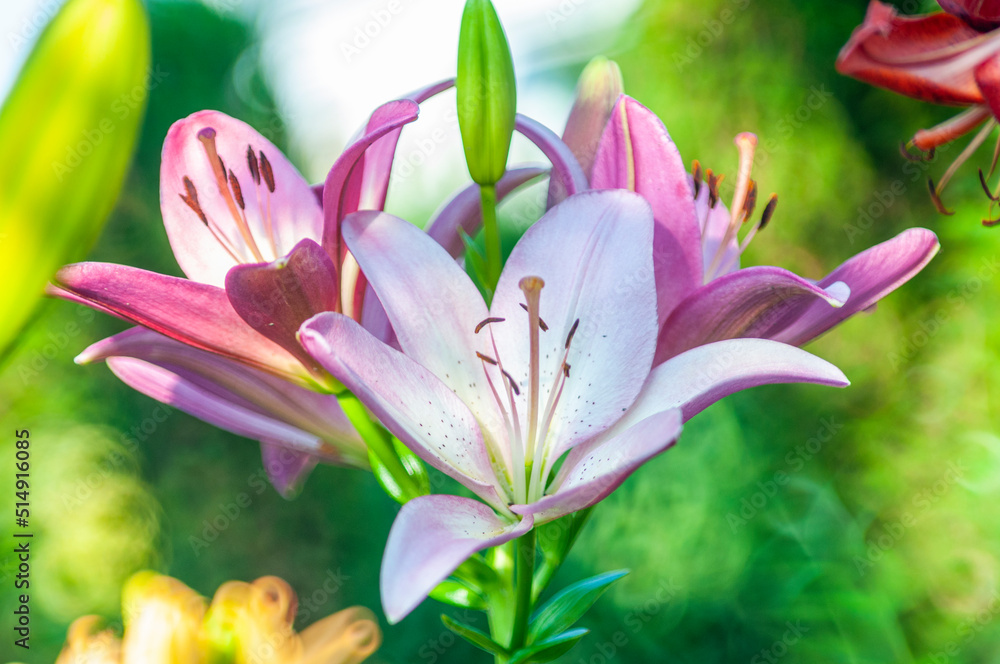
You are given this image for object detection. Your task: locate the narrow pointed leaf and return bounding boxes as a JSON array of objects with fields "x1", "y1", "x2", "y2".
[
  {"x1": 528, "y1": 570, "x2": 628, "y2": 643},
  {"x1": 429, "y1": 583, "x2": 487, "y2": 611},
  {"x1": 510, "y1": 628, "x2": 590, "y2": 664},
  {"x1": 441, "y1": 615, "x2": 510, "y2": 657}
]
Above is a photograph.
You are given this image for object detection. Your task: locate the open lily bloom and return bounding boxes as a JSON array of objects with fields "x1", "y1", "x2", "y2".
[
  {"x1": 836, "y1": 0, "x2": 1000, "y2": 214},
  {"x1": 48, "y1": 99, "x2": 426, "y2": 495},
  {"x1": 52, "y1": 573, "x2": 380, "y2": 664},
  {"x1": 588, "y1": 94, "x2": 940, "y2": 362},
  {"x1": 299, "y1": 190, "x2": 850, "y2": 622}
]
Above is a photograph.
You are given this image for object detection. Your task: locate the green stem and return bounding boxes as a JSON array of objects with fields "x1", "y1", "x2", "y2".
[
  {"x1": 480, "y1": 183, "x2": 501, "y2": 294},
  {"x1": 340, "y1": 393, "x2": 419, "y2": 497},
  {"x1": 509, "y1": 530, "x2": 536, "y2": 652},
  {"x1": 532, "y1": 507, "x2": 594, "y2": 603}
]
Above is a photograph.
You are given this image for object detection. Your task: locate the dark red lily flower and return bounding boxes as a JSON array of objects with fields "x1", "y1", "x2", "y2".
[{"x1": 837, "y1": 0, "x2": 1000, "y2": 220}]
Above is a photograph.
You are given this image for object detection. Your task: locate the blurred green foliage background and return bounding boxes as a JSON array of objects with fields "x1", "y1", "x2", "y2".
[{"x1": 3, "y1": 0, "x2": 1000, "y2": 662}]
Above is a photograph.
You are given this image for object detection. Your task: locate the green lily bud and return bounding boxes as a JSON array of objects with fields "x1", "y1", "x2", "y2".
[
  {"x1": 456, "y1": 0, "x2": 517, "y2": 186},
  {"x1": 0, "y1": 0, "x2": 151, "y2": 359}
]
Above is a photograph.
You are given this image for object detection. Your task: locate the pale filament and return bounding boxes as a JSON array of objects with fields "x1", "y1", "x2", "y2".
[
  {"x1": 474, "y1": 278, "x2": 578, "y2": 505},
  {"x1": 700, "y1": 134, "x2": 777, "y2": 281},
  {"x1": 184, "y1": 127, "x2": 282, "y2": 266}
]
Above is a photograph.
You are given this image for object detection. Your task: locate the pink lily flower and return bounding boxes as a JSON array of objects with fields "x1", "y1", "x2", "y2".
[
  {"x1": 48, "y1": 95, "x2": 430, "y2": 496},
  {"x1": 589, "y1": 95, "x2": 940, "y2": 361},
  {"x1": 298, "y1": 190, "x2": 851, "y2": 622},
  {"x1": 836, "y1": 0, "x2": 1000, "y2": 215}
]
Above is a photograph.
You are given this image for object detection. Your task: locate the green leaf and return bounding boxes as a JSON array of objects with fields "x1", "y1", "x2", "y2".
[
  {"x1": 429, "y1": 580, "x2": 487, "y2": 610},
  {"x1": 456, "y1": 0, "x2": 516, "y2": 186},
  {"x1": 392, "y1": 436, "x2": 430, "y2": 495},
  {"x1": 510, "y1": 628, "x2": 590, "y2": 664},
  {"x1": 0, "y1": 0, "x2": 151, "y2": 359},
  {"x1": 367, "y1": 447, "x2": 410, "y2": 505},
  {"x1": 441, "y1": 614, "x2": 510, "y2": 657},
  {"x1": 528, "y1": 570, "x2": 628, "y2": 643}
]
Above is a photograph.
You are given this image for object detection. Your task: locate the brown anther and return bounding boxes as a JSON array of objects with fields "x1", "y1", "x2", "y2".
[
  {"x1": 562, "y1": 362, "x2": 571, "y2": 378},
  {"x1": 259, "y1": 151, "x2": 275, "y2": 193},
  {"x1": 518, "y1": 303, "x2": 548, "y2": 331},
  {"x1": 743, "y1": 180, "x2": 758, "y2": 221},
  {"x1": 476, "y1": 351, "x2": 499, "y2": 365},
  {"x1": 899, "y1": 141, "x2": 935, "y2": 163},
  {"x1": 228, "y1": 170, "x2": 245, "y2": 210},
  {"x1": 983, "y1": 217, "x2": 1000, "y2": 227},
  {"x1": 475, "y1": 317, "x2": 506, "y2": 334},
  {"x1": 707, "y1": 170, "x2": 723, "y2": 208},
  {"x1": 980, "y1": 168, "x2": 999, "y2": 202},
  {"x1": 759, "y1": 193, "x2": 778, "y2": 230},
  {"x1": 565, "y1": 319, "x2": 580, "y2": 349},
  {"x1": 927, "y1": 178, "x2": 955, "y2": 216},
  {"x1": 692, "y1": 160, "x2": 703, "y2": 199},
  {"x1": 501, "y1": 369, "x2": 520, "y2": 395},
  {"x1": 247, "y1": 145, "x2": 260, "y2": 185},
  {"x1": 179, "y1": 176, "x2": 208, "y2": 225}
]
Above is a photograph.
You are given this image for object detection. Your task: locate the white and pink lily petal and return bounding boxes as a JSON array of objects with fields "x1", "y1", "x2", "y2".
[{"x1": 298, "y1": 190, "x2": 851, "y2": 622}]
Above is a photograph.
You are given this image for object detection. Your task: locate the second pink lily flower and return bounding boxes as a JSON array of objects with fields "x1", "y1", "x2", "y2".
[{"x1": 49, "y1": 95, "x2": 428, "y2": 496}]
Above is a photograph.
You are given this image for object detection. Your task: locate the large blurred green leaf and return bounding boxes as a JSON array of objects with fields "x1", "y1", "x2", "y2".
[{"x1": 0, "y1": 0, "x2": 151, "y2": 360}]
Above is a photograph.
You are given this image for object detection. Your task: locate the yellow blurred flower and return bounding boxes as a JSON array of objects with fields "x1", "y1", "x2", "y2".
[{"x1": 53, "y1": 573, "x2": 381, "y2": 664}]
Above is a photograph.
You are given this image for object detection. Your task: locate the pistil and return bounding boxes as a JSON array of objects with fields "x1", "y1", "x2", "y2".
[
  {"x1": 518, "y1": 277, "x2": 545, "y2": 482},
  {"x1": 197, "y1": 127, "x2": 266, "y2": 262}
]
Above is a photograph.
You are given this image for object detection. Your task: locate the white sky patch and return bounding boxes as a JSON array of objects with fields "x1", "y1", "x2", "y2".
[{"x1": 0, "y1": 0, "x2": 640, "y2": 220}]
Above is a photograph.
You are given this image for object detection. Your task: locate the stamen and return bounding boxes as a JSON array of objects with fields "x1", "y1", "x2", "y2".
[
  {"x1": 759, "y1": 193, "x2": 778, "y2": 229},
  {"x1": 705, "y1": 133, "x2": 757, "y2": 280},
  {"x1": 519, "y1": 303, "x2": 548, "y2": 331},
  {"x1": 228, "y1": 169, "x2": 245, "y2": 210},
  {"x1": 980, "y1": 169, "x2": 999, "y2": 202},
  {"x1": 743, "y1": 180, "x2": 758, "y2": 221},
  {"x1": 983, "y1": 216, "x2": 1000, "y2": 227},
  {"x1": 258, "y1": 149, "x2": 278, "y2": 258},
  {"x1": 565, "y1": 318, "x2": 580, "y2": 349},
  {"x1": 900, "y1": 141, "x2": 935, "y2": 162},
  {"x1": 247, "y1": 145, "x2": 261, "y2": 185},
  {"x1": 990, "y1": 133, "x2": 1000, "y2": 178},
  {"x1": 475, "y1": 317, "x2": 506, "y2": 334},
  {"x1": 180, "y1": 176, "x2": 207, "y2": 225},
  {"x1": 929, "y1": 118, "x2": 996, "y2": 214},
  {"x1": 927, "y1": 178, "x2": 954, "y2": 216},
  {"x1": 532, "y1": 317, "x2": 577, "y2": 502},
  {"x1": 197, "y1": 127, "x2": 266, "y2": 262},
  {"x1": 476, "y1": 351, "x2": 499, "y2": 365},
  {"x1": 503, "y1": 369, "x2": 521, "y2": 395},
  {"x1": 179, "y1": 176, "x2": 242, "y2": 263},
  {"x1": 259, "y1": 151, "x2": 276, "y2": 193},
  {"x1": 707, "y1": 169, "x2": 721, "y2": 208},
  {"x1": 692, "y1": 160, "x2": 702, "y2": 199}
]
